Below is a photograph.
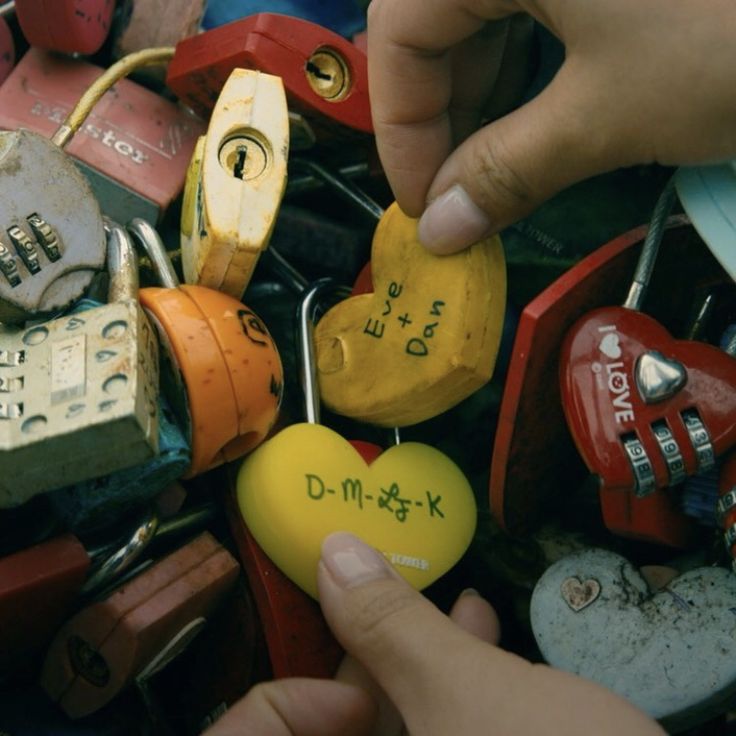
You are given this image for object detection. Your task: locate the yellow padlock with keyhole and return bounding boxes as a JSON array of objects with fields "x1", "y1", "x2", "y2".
[
  {"x1": 314, "y1": 202, "x2": 507, "y2": 427},
  {"x1": 180, "y1": 68, "x2": 289, "y2": 298}
]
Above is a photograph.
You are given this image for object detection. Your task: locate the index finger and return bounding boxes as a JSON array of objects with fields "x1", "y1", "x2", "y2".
[{"x1": 366, "y1": 0, "x2": 519, "y2": 215}]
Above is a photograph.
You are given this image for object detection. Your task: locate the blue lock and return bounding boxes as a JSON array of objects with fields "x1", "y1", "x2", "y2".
[
  {"x1": 203, "y1": 0, "x2": 366, "y2": 38},
  {"x1": 47, "y1": 392, "x2": 190, "y2": 533}
]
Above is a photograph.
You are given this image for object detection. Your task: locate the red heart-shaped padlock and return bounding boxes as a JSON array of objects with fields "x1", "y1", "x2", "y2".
[
  {"x1": 561, "y1": 305, "x2": 736, "y2": 547},
  {"x1": 717, "y1": 452, "x2": 736, "y2": 562}
]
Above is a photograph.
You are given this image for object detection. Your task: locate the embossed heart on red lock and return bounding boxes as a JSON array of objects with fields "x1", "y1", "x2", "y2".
[{"x1": 560, "y1": 305, "x2": 736, "y2": 547}]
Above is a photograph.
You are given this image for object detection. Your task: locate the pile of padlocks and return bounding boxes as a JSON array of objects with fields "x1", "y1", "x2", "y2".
[{"x1": 0, "y1": 1, "x2": 735, "y2": 734}]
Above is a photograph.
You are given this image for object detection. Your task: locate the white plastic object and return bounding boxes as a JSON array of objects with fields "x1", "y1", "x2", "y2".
[{"x1": 675, "y1": 161, "x2": 736, "y2": 282}]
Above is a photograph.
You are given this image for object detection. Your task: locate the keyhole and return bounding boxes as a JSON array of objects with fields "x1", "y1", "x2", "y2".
[
  {"x1": 218, "y1": 133, "x2": 270, "y2": 181},
  {"x1": 305, "y1": 48, "x2": 351, "y2": 101},
  {"x1": 233, "y1": 145, "x2": 247, "y2": 180},
  {"x1": 306, "y1": 61, "x2": 333, "y2": 82}
]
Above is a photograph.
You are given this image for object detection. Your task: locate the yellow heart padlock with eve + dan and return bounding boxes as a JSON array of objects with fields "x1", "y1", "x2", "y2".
[
  {"x1": 314, "y1": 201, "x2": 506, "y2": 427},
  {"x1": 237, "y1": 279, "x2": 477, "y2": 599}
]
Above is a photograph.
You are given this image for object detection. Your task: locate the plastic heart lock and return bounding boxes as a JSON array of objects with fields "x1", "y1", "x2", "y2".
[
  {"x1": 237, "y1": 423, "x2": 477, "y2": 599},
  {"x1": 314, "y1": 202, "x2": 506, "y2": 427},
  {"x1": 531, "y1": 548, "x2": 736, "y2": 730},
  {"x1": 560, "y1": 305, "x2": 736, "y2": 545}
]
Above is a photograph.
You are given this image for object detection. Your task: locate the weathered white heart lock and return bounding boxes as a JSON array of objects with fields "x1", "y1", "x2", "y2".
[{"x1": 531, "y1": 548, "x2": 736, "y2": 731}]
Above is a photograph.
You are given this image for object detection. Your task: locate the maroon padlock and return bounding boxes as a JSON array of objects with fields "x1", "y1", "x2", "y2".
[{"x1": 15, "y1": 0, "x2": 114, "y2": 55}]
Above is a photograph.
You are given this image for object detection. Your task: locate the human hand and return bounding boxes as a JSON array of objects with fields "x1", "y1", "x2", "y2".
[
  {"x1": 204, "y1": 532, "x2": 664, "y2": 735},
  {"x1": 367, "y1": 0, "x2": 736, "y2": 254}
]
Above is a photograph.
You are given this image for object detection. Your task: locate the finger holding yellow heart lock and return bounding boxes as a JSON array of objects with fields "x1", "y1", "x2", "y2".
[
  {"x1": 237, "y1": 279, "x2": 477, "y2": 599},
  {"x1": 314, "y1": 202, "x2": 507, "y2": 427}
]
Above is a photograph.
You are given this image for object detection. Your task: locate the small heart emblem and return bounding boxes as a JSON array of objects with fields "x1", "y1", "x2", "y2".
[
  {"x1": 236, "y1": 423, "x2": 477, "y2": 598},
  {"x1": 598, "y1": 332, "x2": 621, "y2": 359},
  {"x1": 560, "y1": 576, "x2": 601, "y2": 611},
  {"x1": 635, "y1": 350, "x2": 687, "y2": 403},
  {"x1": 532, "y1": 548, "x2": 736, "y2": 729},
  {"x1": 560, "y1": 305, "x2": 736, "y2": 546},
  {"x1": 313, "y1": 202, "x2": 506, "y2": 427}
]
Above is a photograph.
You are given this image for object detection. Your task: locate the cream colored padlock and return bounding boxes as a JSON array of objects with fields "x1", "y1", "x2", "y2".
[
  {"x1": 0, "y1": 220, "x2": 159, "y2": 507},
  {"x1": 180, "y1": 68, "x2": 289, "y2": 298}
]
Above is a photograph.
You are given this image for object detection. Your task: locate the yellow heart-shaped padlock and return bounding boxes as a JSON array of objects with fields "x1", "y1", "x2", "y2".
[
  {"x1": 314, "y1": 202, "x2": 506, "y2": 426},
  {"x1": 237, "y1": 423, "x2": 477, "y2": 599}
]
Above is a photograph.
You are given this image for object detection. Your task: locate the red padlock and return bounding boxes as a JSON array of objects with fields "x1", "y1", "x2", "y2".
[
  {"x1": 0, "y1": 503, "x2": 215, "y2": 684},
  {"x1": 0, "y1": 534, "x2": 89, "y2": 683},
  {"x1": 15, "y1": 0, "x2": 114, "y2": 55},
  {"x1": 0, "y1": 48, "x2": 205, "y2": 224},
  {"x1": 40, "y1": 532, "x2": 239, "y2": 719},
  {"x1": 489, "y1": 215, "x2": 723, "y2": 538},
  {"x1": 224, "y1": 485, "x2": 343, "y2": 680},
  {"x1": 166, "y1": 13, "x2": 372, "y2": 137},
  {"x1": 0, "y1": 16, "x2": 15, "y2": 85},
  {"x1": 560, "y1": 182, "x2": 736, "y2": 547},
  {"x1": 717, "y1": 452, "x2": 736, "y2": 564}
]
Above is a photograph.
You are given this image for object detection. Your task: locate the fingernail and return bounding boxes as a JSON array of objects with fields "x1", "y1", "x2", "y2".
[
  {"x1": 417, "y1": 184, "x2": 493, "y2": 254},
  {"x1": 460, "y1": 587, "x2": 480, "y2": 598},
  {"x1": 321, "y1": 532, "x2": 393, "y2": 589}
]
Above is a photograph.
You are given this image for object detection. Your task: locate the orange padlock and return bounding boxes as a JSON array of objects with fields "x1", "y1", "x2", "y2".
[{"x1": 128, "y1": 218, "x2": 284, "y2": 478}]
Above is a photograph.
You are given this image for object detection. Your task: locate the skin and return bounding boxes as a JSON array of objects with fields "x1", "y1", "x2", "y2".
[
  {"x1": 205, "y1": 3, "x2": 736, "y2": 730},
  {"x1": 366, "y1": 0, "x2": 736, "y2": 252},
  {"x1": 206, "y1": 533, "x2": 664, "y2": 735}
]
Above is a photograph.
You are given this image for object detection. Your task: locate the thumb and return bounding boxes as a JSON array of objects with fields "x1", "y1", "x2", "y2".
[
  {"x1": 202, "y1": 678, "x2": 376, "y2": 736},
  {"x1": 317, "y1": 533, "x2": 501, "y2": 732},
  {"x1": 417, "y1": 65, "x2": 618, "y2": 254}
]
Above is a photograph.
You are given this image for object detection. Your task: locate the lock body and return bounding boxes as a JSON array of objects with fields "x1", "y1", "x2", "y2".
[
  {"x1": 15, "y1": 0, "x2": 114, "y2": 54},
  {"x1": 180, "y1": 69, "x2": 289, "y2": 297},
  {"x1": 140, "y1": 284, "x2": 283, "y2": 478},
  {"x1": 0, "y1": 18, "x2": 14, "y2": 86},
  {"x1": 40, "y1": 531, "x2": 239, "y2": 719},
  {"x1": 314, "y1": 202, "x2": 507, "y2": 426},
  {"x1": 530, "y1": 547, "x2": 736, "y2": 731},
  {"x1": 0, "y1": 49, "x2": 205, "y2": 225},
  {"x1": 238, "y1": 422, "x2": 478, "y2": 599},
  {"x1": 717, "y1": 453, "x2": 736, "y2": 563},
  {"x1": 224, "y1": 486, "x2": 343, "y2": 679},
  {"x1": 561, "y1": 305, "x2": 736, "y2": 545},
  {"x1": 48, "y1": 390, "x2": 190, "y2": 533},
  {"x1": 167, "y1": 13, "x2": 372, "y2": 135},
  {"x1": 0, "y1": 533, "x2": 90, "y2": 683},
  {"x1": 0, "y1": 295, "x2": 159, "y2": 507},
  {"x1": 0, "y1": 129, "x2": 106, "y2": 324}
]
